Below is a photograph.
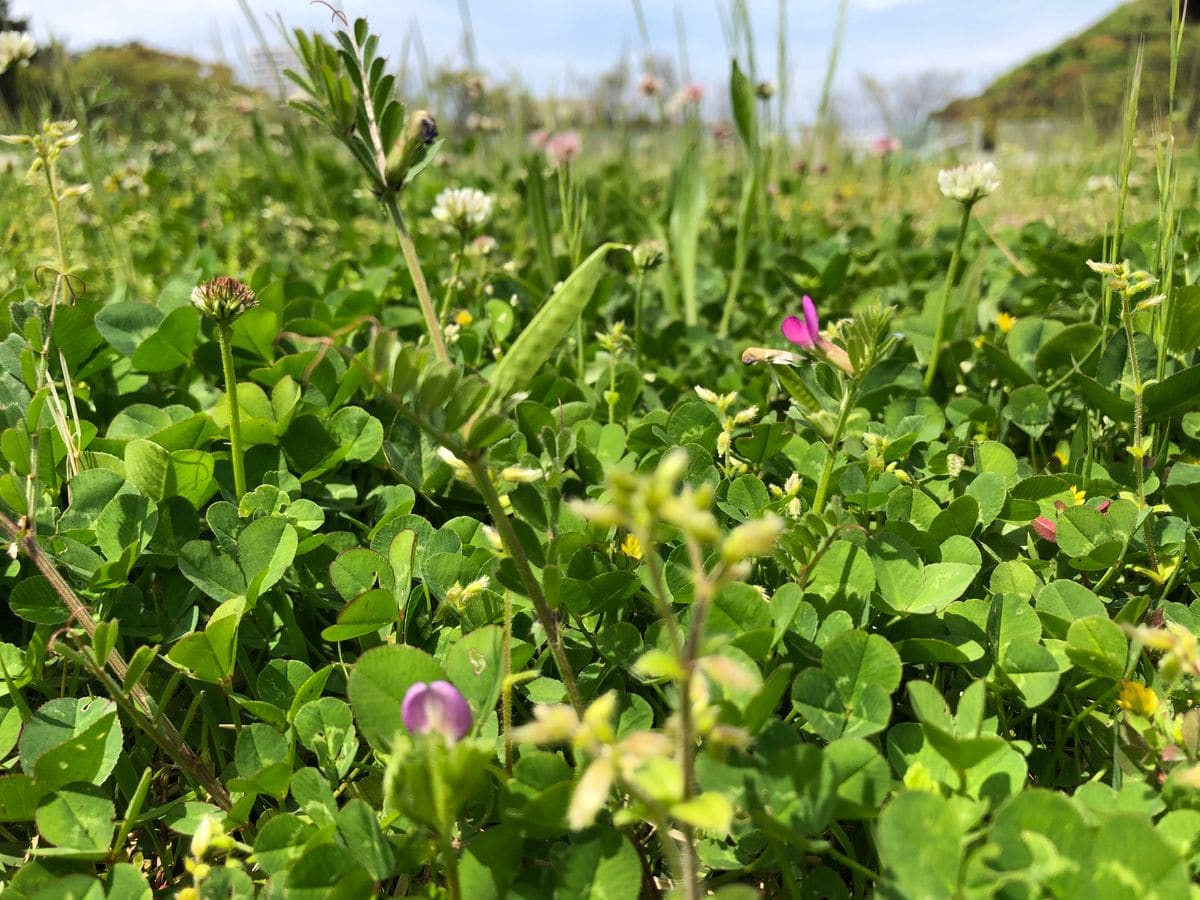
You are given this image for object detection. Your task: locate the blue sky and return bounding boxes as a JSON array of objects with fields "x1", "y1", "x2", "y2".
[{"x1": 13, "y1": 0, "x2": 1125, "y2": 120}]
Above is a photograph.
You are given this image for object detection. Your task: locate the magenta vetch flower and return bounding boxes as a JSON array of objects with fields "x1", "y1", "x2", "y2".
[
  {"x1": 544, "y1": 131, "x2": 581, "y2": 167},
  {"x1": 779, "y1": 296, "x2": 855, "y2": 375},
  {"x1": 402, "y1": 681, "x2": 472, "y2": 742},
  {"x1": 781, "y1": 295, "x2": 822, "y2": 351}
]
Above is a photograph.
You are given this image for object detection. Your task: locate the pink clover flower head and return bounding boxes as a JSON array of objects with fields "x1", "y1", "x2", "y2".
[
  {"x1": 872, "y1": 136, "x2": 901, "y2": 156},
  {"x1": 781, "y1": 295, "x2": 822, "y2": 351},
  {"x1": 402, "y1": 680, "x2": 472, "y2": 742},
  {"x1": 528, "y1": 129, "x2": 550, "y2": 151},
  {"x1": 680, "y1": 83, "x2": 705, "y2": 104},
  {"x1": 544, "y1": 131, "x2": 581, "y2": 167},
  {"x1": 1032, "y1": 516, "x2": 1056, "y2": 543}
]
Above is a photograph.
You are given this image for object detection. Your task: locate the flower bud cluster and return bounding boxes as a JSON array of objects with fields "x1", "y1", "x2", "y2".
[
  {"x1": 1085, "y1": 259, "x2": 1158, "y2": 299},
  {"x1": 191, "y1": 277, "x2": 259, "y2": 325}
]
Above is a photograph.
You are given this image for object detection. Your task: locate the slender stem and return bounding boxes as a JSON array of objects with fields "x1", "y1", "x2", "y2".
[
  {"x1": 0, "y1": 511, "x2": 231, "y2": 809},
  {"x1": 672, "y1": 541, "x2": 722, "y2": 900},
  {"x1": 43, "y1": 158, "x2": 69, "y2": 277},
  {"x1": 439, "y1": 235, "x2": 467, "y2": 321},
  {"x1": 639, "y1": 535, "x2": 684, "y2": 658},
  {"x1": 384, "y1": 197, "x2": 451, "y2": 364},
  {"x1": 217, "y1": 323, "x2": 247, "y2": 501},
  {"x1": 812, "y1": 387, "x2": 855, "y2": 515},
  {"x1": 465, "y1": 458, "x2": 584, "y2": 713},
  {"x1": 925, "y1": 201, "x2": 973, "y2": 390},
  {"x1": 633, "y1": 271, "x2": 646, "y2": 366},
  {"x1": 1120, "y1": 295, "x2": 1159, "y2": 573},
  {"x1": 502, "y1": 588, "x2": 514, "y2": 776}
]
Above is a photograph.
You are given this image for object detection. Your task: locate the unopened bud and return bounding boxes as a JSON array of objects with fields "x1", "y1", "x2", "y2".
[
  {"x1": 632, "y1": 239, "x2": 664, "y2": 272},
  {"x1": 384, "y1": 109, "x2": 440, "y2": 190},
  {"x1": 721, "y1": 515, "x2": 784, "y2": 564}
]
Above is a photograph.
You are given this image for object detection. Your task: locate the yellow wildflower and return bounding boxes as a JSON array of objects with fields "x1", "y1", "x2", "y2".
[
  {"x1": 997, "y1": 312, "x2": 1016, "y2": 333},
  {"x1": 455, "y1": 309, "x2": 474, "y2": 327},
  {"x1": 973, "y1": 335, "x2": 985, "y2": 349},
  {"x1": 620, "y1": 533, "x2": 643, "y2": 561},
  {"x1": 1117, "y1": 680, "x2": 1158, "y2": 717},
  {"x1": 1070, "y1": 485, "x2": 1086, "y2": 505}
]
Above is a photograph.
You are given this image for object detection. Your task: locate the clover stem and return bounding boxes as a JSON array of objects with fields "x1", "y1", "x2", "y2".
[
  {"x1": 925, "y1": 201, "x2": 973, "y2": 390},
  {"x1": 633, "y1": 270, "x2": 647, "y2": 367},
  {"x1": 439, "y1": 233, "x2": 467, "y2": 321},
  {"x1": 217, "y1": 323, "x2": 247, "y2": 501}
]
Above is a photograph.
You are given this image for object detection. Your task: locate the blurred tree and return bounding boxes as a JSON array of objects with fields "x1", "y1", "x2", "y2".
[{"x1": 859, "y1": 70, "x2": 963, "y2": 146}]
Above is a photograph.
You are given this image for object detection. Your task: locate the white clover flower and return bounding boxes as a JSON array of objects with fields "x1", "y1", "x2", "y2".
[
  {"x1": 937, "y1": 160, "x2": 1000, "y2": 205},
  {"x1": 431, "y1": 186, "x2": 493, "y2": 232},
  {"x1": 0, "y1": 31, "x2": 36, "y2": 76},
  {"x1": 946, "y1": 454, "x2": 965, "y2": 478}
]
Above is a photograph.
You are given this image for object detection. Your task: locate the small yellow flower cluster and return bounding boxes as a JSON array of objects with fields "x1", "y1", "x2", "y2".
[
  {"x1": 573, "y1": 448, "x2": 783, "y2": 578},
  {"x1": 1085, "y1": 259, "x2": 1159, "y2": 301},
  {"x1": 1117, "y1": 680, "x2": 1159, "y2": 718},
  {"x1": 693, "y1": 386, "x2": 757, "y2": 473}
]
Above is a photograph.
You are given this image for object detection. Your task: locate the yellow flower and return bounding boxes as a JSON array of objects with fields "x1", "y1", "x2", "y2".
[
  {"x1": 620, "y1": 533, "x2": 643, "y2": 561},
  {"x1": 455, "y1": 310, "x2": 474, "y2": 327},
  {"x1": 973, "y1": 335, "x2": 985, "y2": 349},
  {"x1": 1070, "y1": 484, "x2": 1086, "y2": 505},
  {"x1": 1117, "y1": 680, "x2": 1158, "y2": 717},
  {"x1": 997, "y1": 312, "x2": 1016, "y2": 333}
]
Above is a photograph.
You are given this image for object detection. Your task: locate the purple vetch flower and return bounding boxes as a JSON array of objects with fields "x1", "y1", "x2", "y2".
[
  {"x1": 402, "y1": 681, "x2": 473, "y2": 742},
  {"x1": 779, "y1": 296, "x2": 855, "y2": 375},
  {"x1": 781, "y1": 295, "x2": 822, "y2": 351}
]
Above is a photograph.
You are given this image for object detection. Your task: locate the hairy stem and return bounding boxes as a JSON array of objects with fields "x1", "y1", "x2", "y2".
[{"x1": 385, "y1": 197, "x2": 451, "y2": 364}]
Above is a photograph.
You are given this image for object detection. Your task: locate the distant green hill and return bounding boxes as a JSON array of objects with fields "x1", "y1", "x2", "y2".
[{"x1": 939, "y1": 1, "x2": 1199, "y2": 126}]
